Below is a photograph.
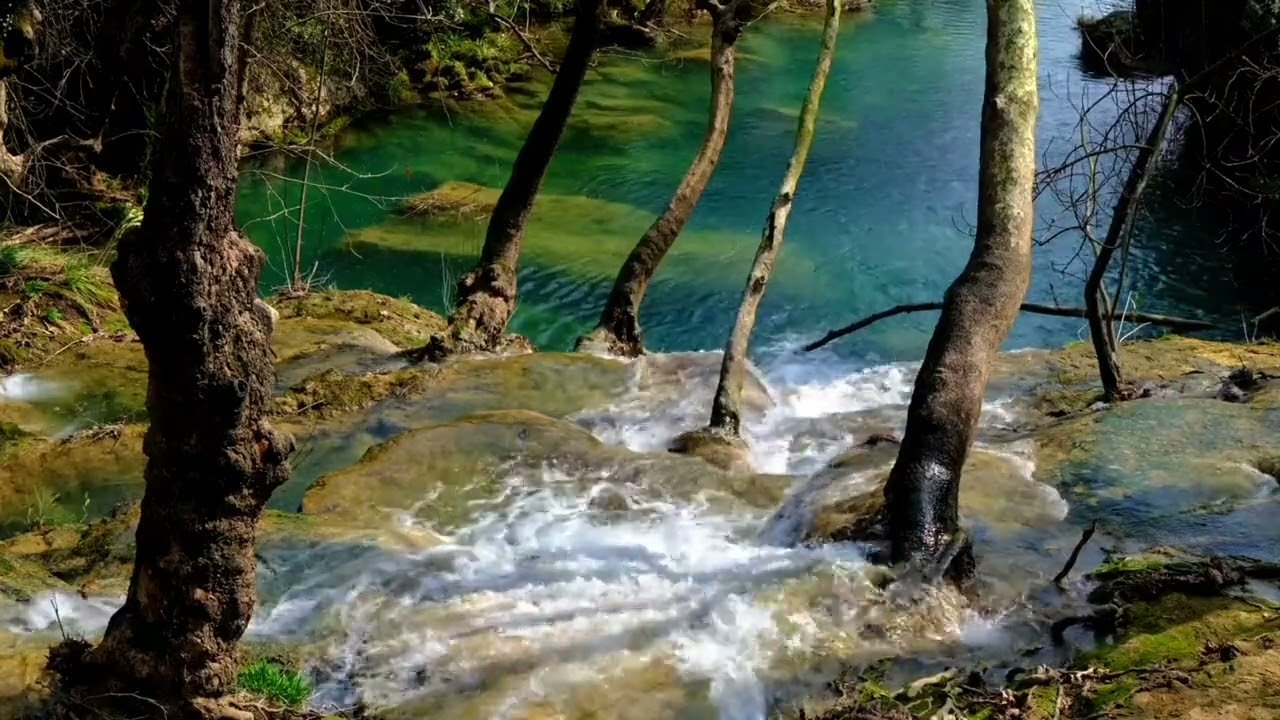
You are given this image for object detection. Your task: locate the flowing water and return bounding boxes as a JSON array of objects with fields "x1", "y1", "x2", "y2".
[{"x1": 5, "y1": 1, "x2": 1280, "y2": 718}]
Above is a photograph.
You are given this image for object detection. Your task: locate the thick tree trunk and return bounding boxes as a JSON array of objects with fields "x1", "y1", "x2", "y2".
[
  {"x1": 441, "y1": 0, "x2": 604, "y2": 355},
  {"x1": 884, "y1": 0, "x2": 1038, "y2": 582},
  {"x1": 1085, "y1": 89, "x2": 1180, "y2": 402},
  {"x1": 707, "y1": 0, "x2": 841, "y2": 436},
  {"x1": 56, "y1": 2, "x2": 294, "y2": 717},
  {"x1": 578, "y1": 5, "x2": 743, "y2": 357}
]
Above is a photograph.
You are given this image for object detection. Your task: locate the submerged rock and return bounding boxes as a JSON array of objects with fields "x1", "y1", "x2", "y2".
[
  {"x1": 764, "y1": 444, "x2": 1065, "y2": 547},
  {"x1": 274, "y1": 288, "x2": 448, "y2": 350},
  {"x1": 668, "y1": 427, "x2": 754, "y2": 474}
]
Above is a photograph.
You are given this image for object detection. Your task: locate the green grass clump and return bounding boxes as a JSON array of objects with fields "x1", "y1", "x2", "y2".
[{"x1": 237, "y1": 660, "x2": 312, "y2": 708}]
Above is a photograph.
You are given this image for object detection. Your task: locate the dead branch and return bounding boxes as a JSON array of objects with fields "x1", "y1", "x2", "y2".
[
  {"x1": 803, "y1": 302, "x2": 1214, "y2": 352},
  {"x1": 489, "y1": 11, "x2": 557, "y2": 74},
  {"x1": 1054, "y1": 519, "x2": 1098, "y2": 587}
]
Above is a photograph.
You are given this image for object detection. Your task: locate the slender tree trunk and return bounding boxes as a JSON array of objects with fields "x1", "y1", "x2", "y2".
[
  {"x1": 884, "y1": 0, "x2": 1038, "y2": 582},
  {"x1": 441, "y1": 0, "x2": 605, "y2": 355},
  {"x1": 56, "y1": 2, "x2": 294, "y2": 717},
  {"x1": 578, "y1": 5, "x2": 744, "y2": 357},
  {"x1": 1086, "y1": 88, "x2": 1180, "y2": 402},
  {"x1": 707, "y1": 0, "x2": 841, "y2": 436}
]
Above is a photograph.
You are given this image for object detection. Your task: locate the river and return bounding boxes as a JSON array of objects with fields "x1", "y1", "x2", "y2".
[{"x1": 236, "y1": 0, "x2": 1248, "y2": 366}]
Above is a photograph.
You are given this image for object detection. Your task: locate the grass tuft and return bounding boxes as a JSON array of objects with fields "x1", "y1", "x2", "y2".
[{"x1": 237, "y1": 660, "x2": 312, "y2": 708}]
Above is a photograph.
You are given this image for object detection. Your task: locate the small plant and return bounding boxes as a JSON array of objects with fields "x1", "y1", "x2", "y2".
[
  {"x1": 43, "y1": 308, "x2": 65, "y2": 324},
  {"x1": 237, "y1": 660, "x2": 312, "y2": 708},
  {"x1": 25, "y1": 487, "x2": 61, "y2": 530}
]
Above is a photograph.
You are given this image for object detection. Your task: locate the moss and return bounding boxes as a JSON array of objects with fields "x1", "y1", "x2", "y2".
[
  {"x1": 669, "y1": 427, "x2": 754, "y2": 473},
  {"x1": 1081, "y1": 676, "x2": 1140, "y2": 715},
  {"x1": 273, "y1": 366, "x2": 439, "y2": 419},
  {"x1": 273, "y1": 289, "x2": 447, "y2": 350},
  {"x1": 0, "y1": 551, "x2": 70, "y2": 601},
  {"x1": 399, "y1": 180, "x2": 495, "y2": 221},
  {"x1": 1087, "y1": 594, "x2": 1275, "y2": 672},
  {"x1": 1091, "y1": 553, "x2": 1175, "y2": 581},
  {"x1": 1, "y1": 503, "x2": 141, "y2": 596}
]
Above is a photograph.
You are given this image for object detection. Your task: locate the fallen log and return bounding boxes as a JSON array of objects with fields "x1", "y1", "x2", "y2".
[{"x1": 803, "y1": 301, "x2": 1215, "y2": 352}]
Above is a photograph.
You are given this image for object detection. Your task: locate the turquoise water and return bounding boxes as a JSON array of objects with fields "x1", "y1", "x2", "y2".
[{"x1": 237, "y1": 0, "x2": 1240, "y2": 362}]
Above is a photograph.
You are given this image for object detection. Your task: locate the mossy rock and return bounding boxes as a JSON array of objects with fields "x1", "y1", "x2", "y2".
[
  {"x1": 0, "y1": 630, "x2": 51, "y2": 720},
  {"x1": 998, "y1": 337, "x2": 1280, "y2": 418},
  {"x1": 273, "y1": 366, "x2": 440, "y2": 420},
  {"x1": 668, "y1": 427, "x2": 753, "y2": 473},
  {"x1": 784, "y1": 446, "x2": 1065, "y2": 545},
  {"x1": 0, "y1": 503, "x2": 140, "y2": 596},
  {"x1": 368, "y1": 352, "x2": 630, "y2": 429},
  {"x1": 273, "y1": 289, "x2": 448, "y2": 350},
  {"x1": 0, "y1": 551, "x2": 69, "y2": 601}
]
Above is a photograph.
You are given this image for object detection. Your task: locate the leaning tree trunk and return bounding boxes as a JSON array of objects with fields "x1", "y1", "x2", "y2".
[
  {"x1": 884, "y1": 0, "x2": 1038, "y2": 583},
  {"x1": 55, "y1": 1, "x2": 294, "y2": 717},
  {"x1": 1085, "y1": 88, "x2": 1180, "y2": 402},
  {"x1": 578, "y1": 2, "x2": 745, "y2": 357},
  {"x1": 707, "y1": 0, "x2": 841, "y2": 436},
  {"x1": 439, "y1": 0, "x2": 604, "y2": 356}
]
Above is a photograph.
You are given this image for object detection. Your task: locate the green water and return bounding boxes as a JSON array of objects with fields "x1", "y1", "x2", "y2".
[{"x1": 236, "y1": 0, "x2": 1244, "y2": 362}]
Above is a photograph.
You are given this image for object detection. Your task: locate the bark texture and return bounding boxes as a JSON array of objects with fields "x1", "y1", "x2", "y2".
[
  {"x1": 59, "y1": 1, "x2": 294, "y2": 716},
  {"x1": 1086, "y1": 90, "x2": 1179, "y2": 401},
  {"x1": 884, "y1": 0, "x2": 1038, "y2": 581},
  {"x1": 579, "y1": 1, "x2": 747, "y2": 356},
  {"x1": 442, "y1": 0, "x2": 605, "y2": 356},
  {"x1": 707, "y1": 0, "x2": 841, "y2": 436}
]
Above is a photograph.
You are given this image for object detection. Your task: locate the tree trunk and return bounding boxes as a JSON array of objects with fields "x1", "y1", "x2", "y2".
[
  {"x1": 578, "y1": 5, "x2": 744, "y2": 357},
  {"x1": 0, "y1": 1, "x2": 37, "y2": 76},
  {"x1": 441, "y1": 0, "x2": 605, "y2": 356},
  {"x1": 56, "y1": 1, "x2": 294, "y2": 717},
  {"x1": 884, "y1": 0, "x2": 1038, "y2": 582},
  {"x1": 707, "y1": 0, "x2": 841, "y2": 436},
  {"x1": 1085, "y1": 89, "x2": 1180, "y2": 402},
  {"x1": 0, "y1": 80, "x2": 24, "y2": 185}
]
